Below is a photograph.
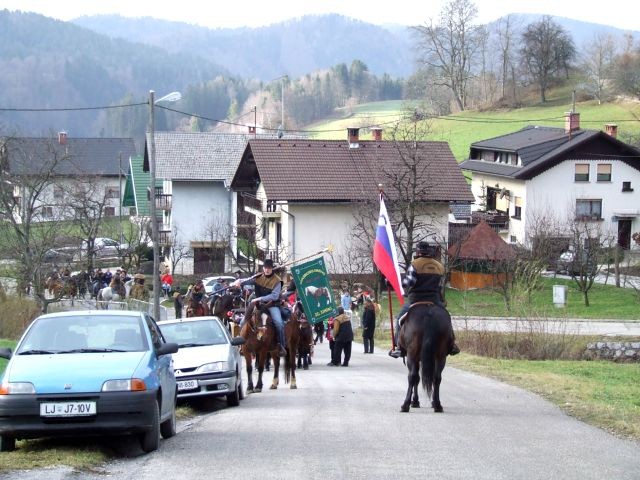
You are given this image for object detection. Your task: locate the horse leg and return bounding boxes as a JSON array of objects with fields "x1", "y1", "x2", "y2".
[
  {"x1": 289, "y1": 347, "x2": 297, "y2": 390},
  {"x1": 296, "y1": 352, "x2": 302, "y2": 369},
  {"x1": 270, "y1": 352, "x2": 280, "y2": 390},
  {"x1": 244, "y1": 353, "x2": 255, "y2": 393},
  {"x1": 411, "y1": 383, "x2": 420, "y2": 408},
  {"x1": 255, "y1": 351, "x2": 265, "y2": 393},
  {"x1": 303, "y1": 352, "x2": 309, "y2": 370},
  {"x1": 401, "y1": 357, "x2": 419, "y2": 413},
  {"x1": 431, "y1": 356, "x2": 446, "y2": 413}
]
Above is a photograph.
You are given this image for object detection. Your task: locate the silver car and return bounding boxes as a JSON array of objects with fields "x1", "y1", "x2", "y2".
[{"x1": 158, "y1": 317, "x2": 245, "y2": 407}]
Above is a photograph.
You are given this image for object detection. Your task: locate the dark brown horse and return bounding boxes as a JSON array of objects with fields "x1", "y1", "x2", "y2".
[
  {"x1": 239, "y1": 308, "x2": 282, "y2": 393},
  {"x1": 398, "y1": 302, "x2": 454, "y2": 413},
  {"x1": 186, "y1": 296, "x2": 207, "y2": 317},
  {"x1": 292, "y1": 302, "x2": 314, "y2": 370},
  {"x1": 211, "y1": 291, "x2": 244, "y2": 334}
]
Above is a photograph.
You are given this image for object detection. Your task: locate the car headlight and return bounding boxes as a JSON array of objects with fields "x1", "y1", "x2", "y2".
[
  {"x1": 102, "y1": 379, "x2": 146, "y2": 392},
  {"x1": 197, "y1": 362, "x2": 229, "y2": 373},
  {"x1": 0, "y1": 382, "x2": 35, "y2": 395}
]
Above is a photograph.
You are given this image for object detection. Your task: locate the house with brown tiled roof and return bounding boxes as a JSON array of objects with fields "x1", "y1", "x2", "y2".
[
  {"x1": 230, "y1": 128, "x2": 474, "y2": 273},
  {"x1": 459, "y1": 112, "x2": 640, "y2": 252}
]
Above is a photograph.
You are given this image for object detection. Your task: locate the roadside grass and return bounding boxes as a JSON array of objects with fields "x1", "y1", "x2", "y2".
[
  {"x1": 448, "y1": 354, "x2": 640, "y2": 441},
  {"x1": 308, "y1": 98, "x2": 640, "y2": 161},
  {"x1": 372, "y1": 276, "x2": 640, "y2": 321}
]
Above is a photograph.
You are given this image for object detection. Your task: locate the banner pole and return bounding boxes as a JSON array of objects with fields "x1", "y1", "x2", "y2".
[{"x1": 387, "y1": 282, "x2": 396, "y2": 349}]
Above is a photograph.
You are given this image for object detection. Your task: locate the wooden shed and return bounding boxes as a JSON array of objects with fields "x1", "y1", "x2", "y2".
[{"x1": 447, "y1": 221, "x2": 516, "y2": 290}]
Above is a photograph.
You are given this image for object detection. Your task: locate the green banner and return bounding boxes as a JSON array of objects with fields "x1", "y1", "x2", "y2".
[{"x1": 292, "y1": 257, "x2": 337, "y2": 324}]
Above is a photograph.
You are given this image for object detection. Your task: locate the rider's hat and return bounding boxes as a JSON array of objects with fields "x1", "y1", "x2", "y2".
[
  {"x1": 263, "y1": 258, "x2": 274, "y2": 268},
  {"x1": 134, "y1": 273, "x2": 145, "y2": 280},
  {"x1": 416, "y1": 241, "x2": 431, "y2": 253}
]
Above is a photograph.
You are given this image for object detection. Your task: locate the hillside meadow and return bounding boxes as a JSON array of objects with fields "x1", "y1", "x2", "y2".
[{"x1": 308, "y1": 97, "x2": 640, "y2": 161}]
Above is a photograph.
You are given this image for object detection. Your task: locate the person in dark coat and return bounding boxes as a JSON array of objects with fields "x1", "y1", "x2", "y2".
[
  {"x1": 362, "y1": 299, "x2": 376, "y2": 354},
  {"x1": 332, "y1": 307, "x2": 354, "y2": 366}
]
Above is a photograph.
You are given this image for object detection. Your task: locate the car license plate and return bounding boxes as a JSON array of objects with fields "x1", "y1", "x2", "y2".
[
  {"x1": 40, "y1": 401, "x2": 96, "y2": 417},
  {"x1": 177, "y1": 380, "x2": 198, "y2": 391}
]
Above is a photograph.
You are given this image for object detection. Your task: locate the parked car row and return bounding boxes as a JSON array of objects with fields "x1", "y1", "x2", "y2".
[{"x1": 0, "y1": 309, "x2": 245, "y2": 454}]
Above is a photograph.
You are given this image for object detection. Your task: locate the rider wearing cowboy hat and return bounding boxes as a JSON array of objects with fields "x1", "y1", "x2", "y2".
[
  {"x1": 389, "y1": 240, "x2": 459, "y2": 358},
  {"x1": 233, "y1": 258, "x2": 287, "y2": 357}
]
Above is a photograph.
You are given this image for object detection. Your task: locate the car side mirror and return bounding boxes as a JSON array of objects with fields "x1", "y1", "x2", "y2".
[
  {"x1": 231, "y1": 337, "x2": 246, "y2": 346},
  {"x1": 0, "y1": 348, "x2": 12, "y2": 359},
  {"x1": 156, "y1": 342, "x2": 179, "y2": 356}
]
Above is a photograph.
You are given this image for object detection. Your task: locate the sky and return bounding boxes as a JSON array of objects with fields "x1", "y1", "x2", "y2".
[{"x1": 1, "y1": 0, "x2": 639, "y2": 31}]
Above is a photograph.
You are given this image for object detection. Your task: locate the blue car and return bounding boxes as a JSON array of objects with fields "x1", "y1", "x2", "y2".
[{"x1": 0, "y1": 310, "x2": 179, "y2": 453}]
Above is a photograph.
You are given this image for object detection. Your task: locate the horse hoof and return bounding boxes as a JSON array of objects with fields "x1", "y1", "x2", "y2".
[
  {"x1": 270, "y1": 384, "x2": 277, "y2": 390},
  {"x1": 290, "y1": 384, "x2": 297, "y2": 389},
  {"x1": 411, "y1": 401, "x2": 420, "y2": 408},
  {"x1": 254, "y1": 388, "x2": 262, "y2": 393},
  {"x1": 246, "y1": 388, "x2": 254, "y2": 394},
  {"x1": 400, "y1": 404, "x2": 410, "y2": 413},
  {"x1": 433, "y1": 405, "x2": 443, "y2": 413}
]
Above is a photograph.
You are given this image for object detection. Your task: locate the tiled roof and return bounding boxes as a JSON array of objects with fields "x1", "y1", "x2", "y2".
[
  {"x1": 471, "y1": 125, "x2": 573, "y2": 152},
  {"x1": 3, "y1": 137, "x2": 136, "y2": 176},
  {"x1": 458, "y1": 159, "x2": 520, "y2": 177},
  {"x1": 450, "y1": 203, "x2": 471, "y2": 220},
  {"x1": 241, "y1": 139, "x2": 474, "y2": 203},
  {"x1": 152, "y1": 132, "x2": 306, "y2": 185},
  {"x1": 448, "y1": 221, "x2": 516, "y2": 261}
]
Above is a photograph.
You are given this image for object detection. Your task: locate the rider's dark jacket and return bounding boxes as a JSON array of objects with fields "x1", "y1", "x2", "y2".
[
  {"x1": 405, "y1": 256, "x2": 445, "y2": 304},
  {"x1": 251, "y1": 273, "x2": 282, "y2": 305}
]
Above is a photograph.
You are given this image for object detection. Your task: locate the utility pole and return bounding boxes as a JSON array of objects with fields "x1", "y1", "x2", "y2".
[
  {"x1": 118, "y1": 151, "x2": 123, "y2": 244},
  {"x1": 149, "y1": 90, "x2": 160, "y2": 321}
]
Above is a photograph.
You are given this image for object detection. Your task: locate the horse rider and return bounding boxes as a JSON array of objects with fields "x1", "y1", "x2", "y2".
[
  {"x1": 109, "y1": 274, "x2": 126, "y2": 298},
  {"x1": 130, "y1": 273, "x2": 149, "y2": 300},
  {"x1": 232, "y1": 258, "x2": 287, "y2": 357},
  {"x1": 389, "y1": 240, "x2": 460, "y2": 359}
]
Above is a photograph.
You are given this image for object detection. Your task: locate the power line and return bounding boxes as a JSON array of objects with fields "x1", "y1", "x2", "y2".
[{"x1": 0, "y1": 102, "x2": 148, "y2": 112}]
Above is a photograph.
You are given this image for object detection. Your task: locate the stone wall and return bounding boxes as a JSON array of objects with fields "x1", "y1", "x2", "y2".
[{"x1": 584, "y1": 341, "x2": 640, "y2": 362}]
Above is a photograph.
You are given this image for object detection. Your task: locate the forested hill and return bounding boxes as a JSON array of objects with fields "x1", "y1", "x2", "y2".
[
  {"x1": 71, "y1": 14, "x2": 415, "y2": 80},
  {"x1": 0, "y1": 10, "x2": 230, "y2": 137}
]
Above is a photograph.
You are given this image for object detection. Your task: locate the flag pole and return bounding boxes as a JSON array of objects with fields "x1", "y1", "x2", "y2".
[{"x1": 378, "y1": 185, "x2": 396, "y2": 349}]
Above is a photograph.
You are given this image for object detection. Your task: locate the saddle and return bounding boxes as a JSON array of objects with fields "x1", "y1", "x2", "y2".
[{"x1": 398, "y1": 301, "x2": 439, "y2": 328}]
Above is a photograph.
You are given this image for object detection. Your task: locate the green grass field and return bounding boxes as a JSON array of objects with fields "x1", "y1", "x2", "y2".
[{"x1": 308, "y1": 98, "x2": 640, "y2": 161}]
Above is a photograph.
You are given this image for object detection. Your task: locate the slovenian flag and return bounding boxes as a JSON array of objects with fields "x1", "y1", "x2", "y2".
[{"x1": 373, "y1": 196, "x2": 404, "y2": 304}]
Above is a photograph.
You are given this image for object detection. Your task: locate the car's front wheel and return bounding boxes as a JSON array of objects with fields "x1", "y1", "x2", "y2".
[
  {"x1": 0, "y1": 435, "x2": 15, "y2": 452},
  {"x1": 227, "y1": 372, "x2": 242, "y2": 407},
  {"x1": 160, "y1": 396, "x2": 177, "y2": 439},
  {"x1": 139, "y1": 401, "x2": 160, "y2": 453}
]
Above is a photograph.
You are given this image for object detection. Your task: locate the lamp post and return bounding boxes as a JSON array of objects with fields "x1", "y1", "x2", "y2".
[{"x1": 149, "y1": 90, "x2": 181, "y2": 320}]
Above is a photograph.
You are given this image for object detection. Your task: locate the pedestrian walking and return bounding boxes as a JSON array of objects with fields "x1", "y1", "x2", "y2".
[
  {"x1": 332, "y1": 307, "x2": 353, "y2": 366},
  {"x1": 362, "y1": 299, "x2": 376, "y2": 353}
]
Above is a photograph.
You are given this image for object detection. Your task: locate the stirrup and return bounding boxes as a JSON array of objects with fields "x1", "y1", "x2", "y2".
[{"x1": 388, "y1": 348, "x2": 402, "y2": 359}]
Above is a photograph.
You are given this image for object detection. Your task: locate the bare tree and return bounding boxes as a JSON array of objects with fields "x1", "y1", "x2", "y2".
[
  {"x1": 412, "y1": 0, "x2": 482, "y2": 111},
  {"x1": 0, "y1": 134, "x2": 74, "y2": 312},
  {"x1": 581, "y1": 33, "x2": 617, "y2": 104},
  {"x1": 494, "y1": 14, "x2": 521, "y2": 102},
  {"x1": 167, "y1": 225, "x2": 192, "y2": 276},
  {"x1": 520, "y1": 16, "x2": 576, "y2": 103},
  {"x1": 613, "y1": 34, "x2": 640, "y2": 99}
]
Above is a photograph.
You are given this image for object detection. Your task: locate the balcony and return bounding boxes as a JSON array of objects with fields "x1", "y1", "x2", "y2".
[
  {"x1": 471, "y1": 211, "x2": 509, "y2": 232},
  {"x1": 158, "y1": 226, "x2": 172, "y2": 247},
  {"x1": 263, "y1": 200, "x2": 281, "y2": 219},
  {"x1": 155, "y1": 193, "x2": 172, "y2": 211}
]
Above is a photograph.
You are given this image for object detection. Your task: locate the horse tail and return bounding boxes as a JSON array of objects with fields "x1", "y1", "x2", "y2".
[{"x1": 420, "y1": 316, "x2": 437, "y2": 399}]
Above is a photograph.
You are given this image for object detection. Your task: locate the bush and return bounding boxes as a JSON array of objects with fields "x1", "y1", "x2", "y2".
[{"x1": 0, "y1": 296, "x2": 40, "y2": 340}]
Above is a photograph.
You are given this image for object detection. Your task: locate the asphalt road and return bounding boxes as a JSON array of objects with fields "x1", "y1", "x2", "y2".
[{"x1": 4, "y1": 342, "x2": 638, "y2": 480}]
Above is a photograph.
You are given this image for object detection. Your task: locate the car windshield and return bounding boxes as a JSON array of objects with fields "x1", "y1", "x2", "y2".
[
  {"x1": 160, "y1": 320, "x2": 227, "y2": 347},
  {"x1": 17, "y1": 315, "x2": 148, "y2": 354}
]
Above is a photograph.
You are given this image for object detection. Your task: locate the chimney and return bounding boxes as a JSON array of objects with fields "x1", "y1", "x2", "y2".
[
  {"x1": 347, "y1": 127, "x2": 360, "y2": 148},
  {"x1": 370, "y1": 127, "x2": 383, "y2": 141},
  {"x1": 564, "y1": 112, "x2": 580, "y2": 134},
  {"x1": 248, "y1": 125, "x2": 256, "y2": 135},
  {"x1": 605, "y1": 123, "x2": 618, "y2": 139},
  {"x1": 58, "y1": 131, "x2": 68, "y2": 145}
]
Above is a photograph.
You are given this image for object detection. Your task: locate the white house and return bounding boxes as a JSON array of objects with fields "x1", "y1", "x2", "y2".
[
  {"x1": 459, "y1": 113, "x2": 640, "y2": 251},
  {"x1": 230, "y1": 128, "x2": 474, "y2": 273},
  {"x1": 1, "y1": 132, "x2": 135, "y2": 224}
]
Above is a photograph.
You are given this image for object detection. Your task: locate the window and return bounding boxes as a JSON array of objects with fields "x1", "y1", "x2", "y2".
[
  {"x1": 104, "y1": 206, "x2": 115, "y2": 216},
  {"x1": 512, "y1": 196, "x2": 522, "y2": 219},
  {"x1": 105, "y1": 187, "x2": 119, "y2": 199},
  {"x1": 53, "y1": 186, "x2": 64, "y2": 200},
  {"x1": 576, "y1": 199, "x2": 602, "y2": 220},
  {"x1": 43, "y1": 206, "x2": 53, "y2": 218},
  {"x1": 622, "y1": 181, "x2": 633, "y2": 192},
  {"x1": 575, "y1": 164, "x2": 589, "y2": 182},
  {"x1": 597, "y1": 164, "x2": 611, "y2": 182},
  {"x1": 510, "y1": 235, "x2": 517, "y2": 243}
]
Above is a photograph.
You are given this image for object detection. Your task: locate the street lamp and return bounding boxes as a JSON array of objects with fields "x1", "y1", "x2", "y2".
[{"x1": 149, "y1": 90, "x2": 181, "y2": 320}]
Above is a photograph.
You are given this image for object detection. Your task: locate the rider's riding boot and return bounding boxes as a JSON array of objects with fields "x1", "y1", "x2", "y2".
[
  {"x1": 449, "y1": 343, "x2": 461, "y2": 356},
  {"x1": 278, "y1": 344, "x2": 287, "y2": 357},
  {"x1": 388, "y1": 347, "x2": 402, "y2": 359}
]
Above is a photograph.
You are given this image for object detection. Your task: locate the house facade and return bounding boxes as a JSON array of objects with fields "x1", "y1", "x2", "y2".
[
  {"x1": 459, "y1": 114, "x2": 640, "y2": 251},
  {"x1": 230, "y1": 128, "x2": 474, "y2": 273},
  {"x1": 1, "y1": 132, "x2": 135, "y2": 224}
]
